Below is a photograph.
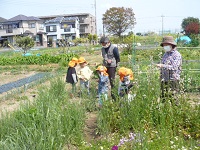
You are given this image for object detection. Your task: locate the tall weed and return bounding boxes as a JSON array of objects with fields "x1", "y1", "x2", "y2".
[{"x1": 0, "y1": 78, "x2": 85, "y2": 149}]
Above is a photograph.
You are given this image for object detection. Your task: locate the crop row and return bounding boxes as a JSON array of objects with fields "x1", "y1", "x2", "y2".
[{"x1": 0, "y1": 53, "x2": 77, "y2": 65}]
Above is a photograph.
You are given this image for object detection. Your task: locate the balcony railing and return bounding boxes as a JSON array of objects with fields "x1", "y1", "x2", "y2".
[
  {"x1": 64, "y1": 28, "x2": 71, "y2": 32},
  {"x1": 80, "y1": 29, "x2": 85, "y2": 33},
  {"x1": 6, "y1": 29, "x2": 13, "y2": 33}
]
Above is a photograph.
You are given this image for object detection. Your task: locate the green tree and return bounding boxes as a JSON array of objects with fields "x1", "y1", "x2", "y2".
[
  {"x1": 181, "y1": 17, "x2": 200, "y2": 35},
  {"x1": 16, "y1": 36, "x2": 35, "y2": 54},
  {"x1": 72, "y1": 38, "x2": 88, "y2": 45},
  {"x1": 87, "y1": 34, "x2": 98, "y2": 44},
  {"x1": 103, "y1": 7, "x2": 136, "y2": 37}
]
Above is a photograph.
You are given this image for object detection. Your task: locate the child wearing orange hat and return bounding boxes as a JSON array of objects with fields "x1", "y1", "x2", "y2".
[
  {"x1": 118, "y1": 67, "x2": 134, "y2": 101},
  {"x1": 96, "y1": 65, "x2": 110, "y2": 107},
  {"x1": 77, "y1": 57, "x2": 93, "y2": 95},
  {"x1": 66, "y1": 57, "x2": 79, "y2": 97}
]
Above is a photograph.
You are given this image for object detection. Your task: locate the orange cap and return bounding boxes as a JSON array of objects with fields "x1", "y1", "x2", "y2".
[
  {"x1": 68, "y1": 57, "x2": 78, "y2": 67},
  {"x1": 96, "y1": 65, "x2": 108, "y2": 76},
  {"x1": 96, "y1": 65, "x2": 107, "y2": 72},
  {"x1": 71, "y1": 57, "x2": 78, "y2": 63},
  {"x1": 118, "y1": 67, "x2": 134, "y2": 81},
  {"x1": 68, "y1": 61, "x2": 75, "y2": 67},
  {"x1": 78, "y1": 57, "x2": 87, "y2": 64}
]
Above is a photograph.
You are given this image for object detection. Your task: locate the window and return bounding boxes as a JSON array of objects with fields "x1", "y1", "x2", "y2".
[
  {"x1": 6, "y1": 29, "x2": 13, "y2": 33},
  {"x1": 61, "y1": 24, "x2": 75, "y2": 29},
  {"x1": 29, "y1": 23, "x2": 35, "y2": 28},
  {"x1": 12, "y1": 24, "x2": 19, "y2": 28},
  {"x1": 39, "y1": 24, "x2": 44, "y2": 29},
  {"x1": 46, "y1": 25, "x2": 57, "y2": 32}
]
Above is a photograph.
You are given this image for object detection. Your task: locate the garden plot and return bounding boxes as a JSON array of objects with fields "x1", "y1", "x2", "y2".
[{"x1": 0, "y1": 71, "x2": 36, "y2": 86}]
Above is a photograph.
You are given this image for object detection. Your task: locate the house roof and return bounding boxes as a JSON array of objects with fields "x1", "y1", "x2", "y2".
[
  {"x1": 45, "y1": 16, "x2": 79, "y2": 24},
  {"x1": 37, "y1": 31, "x2": 47, "y2": 34},
  {"x1": 0, "y1": 17, "x2": 7, "y2": 23},
  {"x1": 8, "y1": 14, "x2": 40, "y2": 21},
  {"x1": 38, "y1": 13, "x2": 93, "y2": 19},
  {"x1": 24, "y1": 30, "x2": 33, "y2": 34}
]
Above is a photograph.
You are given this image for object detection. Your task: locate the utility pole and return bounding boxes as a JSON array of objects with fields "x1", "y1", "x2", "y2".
[
  {"x1": 94, "y1": 0, "x2": 97, "y2": 35},
  {"x1": 103, "y1": 21, "x2": 105, "y2": 36},
  {"x1": 161, "y1": 15, "x2": 164, "y2": 37}
]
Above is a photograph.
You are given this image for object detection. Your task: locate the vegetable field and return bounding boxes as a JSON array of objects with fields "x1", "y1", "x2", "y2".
[{"x1": 0, "y1": 46, "x2": 199, "y2": 149}]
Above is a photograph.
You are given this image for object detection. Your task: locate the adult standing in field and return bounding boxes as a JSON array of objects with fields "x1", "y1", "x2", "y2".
[
  {"x1": 100, "y1": 36, "x2": 120, "y2": 100},
  {"x1": 156, "y1": 36, "x2": 182, "y2": 105}
]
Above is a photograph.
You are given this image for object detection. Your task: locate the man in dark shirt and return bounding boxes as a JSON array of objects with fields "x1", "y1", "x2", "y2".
[{"x1": 100, "y1": 36, "x2": 120, "y2": 99}]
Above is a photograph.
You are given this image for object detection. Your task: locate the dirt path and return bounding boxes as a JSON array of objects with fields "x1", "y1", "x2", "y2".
[{"x1": 84, "y1": 112, "x2": 99, "y2": 143}]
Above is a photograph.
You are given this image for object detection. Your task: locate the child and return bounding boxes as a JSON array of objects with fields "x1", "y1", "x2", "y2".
[
  {"x1": 118, "y1": 67, "x2": 134, "y2": 101},
  {"x1": 96, "y1": 65, "x2": 109, "y2": 107},
  {"x1": 66, "y1": 57, "x2": 79, "y2": 97},
  {"x1": 77, "y1": 57, "x2": 93, "y2": 95}
]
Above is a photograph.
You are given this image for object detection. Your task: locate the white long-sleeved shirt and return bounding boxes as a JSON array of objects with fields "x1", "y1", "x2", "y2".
[{"x1": 77, "y1": 66, "x2": 93, "y2": 81}]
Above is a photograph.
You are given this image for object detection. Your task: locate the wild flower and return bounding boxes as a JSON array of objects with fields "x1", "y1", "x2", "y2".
[
  {"x1": 171, "y1": 145, "x2": 177, "y2": 149},
  {"x1": 174, "y1": 136, "x2": 178, "y2": 141},
  {"x1": 112, "y1": 132, "x2": 143, "y2": 149},
  {"x1": 143, "y1": 94, "x2": 147, "y2": 98},
  {"x1": 181, "y1": 146, "x2": 187, "y2": 150},
  {"x1": 111, "y1": 145, "x2": 118, "y2": 150}
]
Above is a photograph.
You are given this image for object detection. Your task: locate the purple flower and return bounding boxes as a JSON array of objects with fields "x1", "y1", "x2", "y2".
[
  {"x1": 129, "y1": 132, "x2": 136, "y2": 141},
  {"x1": 119, "y1": 138, "x2": 125, "y2": 146},
  {"x1": 112, "y1": 145, "x2": 118, "y2": 150}
]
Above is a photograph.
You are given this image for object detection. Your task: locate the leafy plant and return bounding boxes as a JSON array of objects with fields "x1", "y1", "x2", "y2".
[{"x1": 15, "y1": 36, "x2": 35, "y2": 54}]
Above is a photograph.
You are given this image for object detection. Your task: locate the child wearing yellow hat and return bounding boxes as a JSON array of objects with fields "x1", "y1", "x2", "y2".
[
  {"x1": 66, "y1": 57, "x2": 79, "y2": 97},
  {"x1": 77, "y1": 57, "x2": 93, "y2": 95},
  {"x1": 96, "y1": 65, "x2": 109, "y2": 107},
  {"x1": 118, "y1": 67, "x2": 134, "y2": 101}
]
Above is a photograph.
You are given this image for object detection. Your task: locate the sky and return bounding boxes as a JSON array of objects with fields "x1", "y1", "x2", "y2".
[{"x1": 1, "y1": 0, "x2": 200, "y2": 35}]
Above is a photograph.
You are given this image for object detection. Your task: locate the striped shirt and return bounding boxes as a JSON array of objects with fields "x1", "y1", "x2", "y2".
[{"x1": 160, "y1": 49, "x2": 182, "y2": 81}]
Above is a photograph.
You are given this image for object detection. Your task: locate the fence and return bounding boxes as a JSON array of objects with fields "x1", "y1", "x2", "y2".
[{"x1": 121, "y1": 47, "x2": 200, "y2": 98}]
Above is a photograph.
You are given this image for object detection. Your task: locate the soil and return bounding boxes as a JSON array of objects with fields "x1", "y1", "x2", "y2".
[{"x1": 84, "y1": 112, "x2": 99, "y2": 142}]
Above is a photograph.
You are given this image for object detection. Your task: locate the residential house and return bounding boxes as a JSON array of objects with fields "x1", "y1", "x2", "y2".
[
  {"x1": 0, "y1": 17, "x2": 7, "y2": 46},
  {"x1": 0, "y1": 14, "x2": 47, "y2": 47},
  {"x1": 44, "y1": 16, "x2": 79, "y2": 47},
  {"x1": 39, "y1": 13, "x2": 96, "y2": 38}
]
